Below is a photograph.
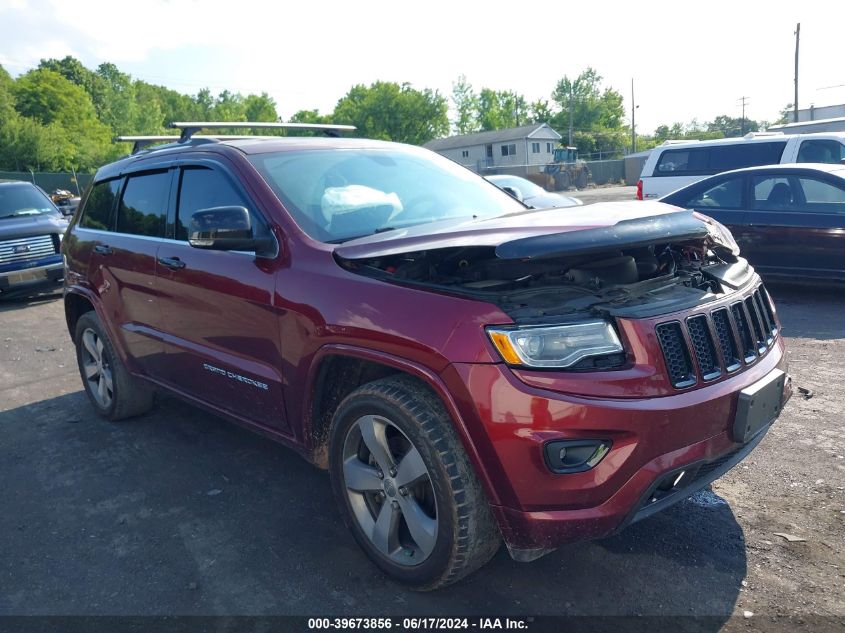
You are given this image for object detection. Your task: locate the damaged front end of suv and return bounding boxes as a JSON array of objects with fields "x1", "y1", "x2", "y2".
[{"x1": 337, "y1": 208, "x2": 751, "y2": 369}]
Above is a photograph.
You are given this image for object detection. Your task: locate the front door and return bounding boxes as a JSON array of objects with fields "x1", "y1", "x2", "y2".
[{"x1": 154, "y1": 164, "x2": 288, "y2": 430}]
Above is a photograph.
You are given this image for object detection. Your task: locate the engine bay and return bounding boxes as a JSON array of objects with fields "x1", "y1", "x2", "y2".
[{"x1": 338, "y1": 240, "x2": 753, "y2": 323}]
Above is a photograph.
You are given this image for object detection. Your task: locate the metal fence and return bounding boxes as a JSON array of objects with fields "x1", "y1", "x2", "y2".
[
  {"x1": 0, "y1": 171, "x2": 93, "y2": 194},
  {"x1": 583, "y1": 159, "x2": 625, "y2": 186}
]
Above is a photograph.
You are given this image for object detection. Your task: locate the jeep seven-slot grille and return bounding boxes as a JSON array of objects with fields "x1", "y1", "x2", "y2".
[{"x1": 656, "y1": 285, "x2": 778, "y2": 389}]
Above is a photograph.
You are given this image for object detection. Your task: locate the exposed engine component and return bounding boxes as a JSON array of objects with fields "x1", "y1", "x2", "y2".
[{"x1": 339, "y1": 237, "x2": 748, "y2": 323}]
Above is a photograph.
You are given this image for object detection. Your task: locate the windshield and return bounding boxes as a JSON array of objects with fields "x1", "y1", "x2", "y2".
[
  {"x1": 248, "y1": 147, "x2": 524, "y2": 242},
  {"x1": 0, "y1": 184, "x2": 58, "y2": 219},
  {"x1": 488, "y1": 176, "x2": 546, "y2": 198}
]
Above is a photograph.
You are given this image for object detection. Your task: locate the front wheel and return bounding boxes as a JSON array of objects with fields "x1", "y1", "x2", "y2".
[{"x1": 329, "y1": 376, "x2": 500, "y2": 590}]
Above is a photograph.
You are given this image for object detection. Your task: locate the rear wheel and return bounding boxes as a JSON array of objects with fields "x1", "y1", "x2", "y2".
[
  {"x1": 554, "y1": 171, "x2": 571, "y2": 191},
  {"x1": 329, "y1": 376, "x2": 500, "y2": 590},
  {"x1": 575, "y1": 168, "x2": 589, "y2": 189},
  {"x1": 74, "y1": 312, "x2": 154, "y2": 421}
]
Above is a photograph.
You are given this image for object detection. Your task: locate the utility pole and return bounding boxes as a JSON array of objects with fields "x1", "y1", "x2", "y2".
[
  {"x1": 631, "y1": 78, "x2": 636, "y2": 154},
  {"x1": 738, "y1": 96, "x2": 749, "y2": 135},
  {"x1": 568, "y1": 83, "x2": 574, "y2": 146},
  {"x1": 794, "y1": 22, "x2": 800, "y2": 121}
]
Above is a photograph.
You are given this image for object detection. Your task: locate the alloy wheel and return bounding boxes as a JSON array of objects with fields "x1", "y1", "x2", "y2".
[
  {"x1": 80, "y1": 328, "x2": 113, "y2": 409},
  {"x1": 342, "y1": 414, "x2": 438, "y2": 566}
]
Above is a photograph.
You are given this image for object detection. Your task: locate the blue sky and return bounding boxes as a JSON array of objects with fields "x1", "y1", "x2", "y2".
[{"x1": 1, "y1": 0, "x2": 844, "y2": 134}]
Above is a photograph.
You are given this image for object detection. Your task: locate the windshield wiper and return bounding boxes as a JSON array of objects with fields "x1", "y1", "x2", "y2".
[{"x1": 0, "y1": 210, "x2": 43, "y2": 219}]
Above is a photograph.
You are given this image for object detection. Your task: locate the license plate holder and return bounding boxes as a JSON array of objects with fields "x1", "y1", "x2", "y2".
[
  {"x1": 8, "y1": 267, "x2": 48, "y2": 285},
  {"x1": 733, "y1": 369, "x2": 786, "y2": 443}
]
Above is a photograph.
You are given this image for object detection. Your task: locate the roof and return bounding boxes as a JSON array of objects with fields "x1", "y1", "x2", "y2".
[
  {"x1": 423, "y1": 124, "x2": 562, "y2": 151},
  {"x1": 723, "y1": 162, "x2": 845, "y2": 175},
  {"x1": 768, "y1": 116, "x2": 845, "y2": 131}
]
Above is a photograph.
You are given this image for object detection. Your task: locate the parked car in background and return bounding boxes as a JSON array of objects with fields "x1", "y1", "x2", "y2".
[
  {"x1": 0, "y1": 180, "x2": 68, "y2": 297},
  {"x1": 661, "y1": 163, "x2": 845, "y2": 282},
  {"x1": 638, "y1": 131, "x2": 845, "y2": 200},
  {"x1": 485, "y1": 175, "x2": 582, "y2": 208},
  {"x1": 50, "y1": 189, "x2": 82, "y2": 217},
  {"x1": 63, "y1": 123, "x2": 790, "y2": 590}
]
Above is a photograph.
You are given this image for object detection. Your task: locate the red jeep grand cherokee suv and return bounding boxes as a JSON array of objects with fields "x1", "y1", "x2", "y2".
[{"x1": 62, "y1": 126, "x2": 791, "y2": 590}]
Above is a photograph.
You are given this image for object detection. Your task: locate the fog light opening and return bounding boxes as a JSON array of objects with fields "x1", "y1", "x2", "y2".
[{"x1": 544, "y1": 439, "x2": 612, "y2": 474}]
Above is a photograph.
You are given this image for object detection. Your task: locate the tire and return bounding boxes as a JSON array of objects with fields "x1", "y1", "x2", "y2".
[
  {"x1": 554, "y1": 171, "x2": 571, "y2": 191},
  {"x1": 329, "y1": 376, "x2": 500, "y2": 590},
  {"x1": 575, "y1": 168, "x2": 589, "y2": 189},
  {"x1": 74, "y1": 311, "x2": 155, "y2": 421}
]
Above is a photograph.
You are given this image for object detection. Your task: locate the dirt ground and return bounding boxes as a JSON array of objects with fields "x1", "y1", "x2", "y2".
[{"x1": 0, "y1": 282, "x2": 842, "y2": 631}]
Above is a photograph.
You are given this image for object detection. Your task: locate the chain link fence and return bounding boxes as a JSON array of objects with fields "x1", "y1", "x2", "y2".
[{"x1": 0, "y1": 171, "x2": 93, "y2": 195}]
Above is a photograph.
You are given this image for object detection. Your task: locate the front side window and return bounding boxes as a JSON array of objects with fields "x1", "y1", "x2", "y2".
[
  {"x1": 797, "y1": 140, "x2": 845, "y2": 164},
  {"x1": 80, "y1": 179, "x2": 120, "y2": 230},
  {"x1": 116, "y1": 171, "x2": 170, "y2": 237},
  {"x1": 249, "y1": 147, "x2": 523, "y2": 243},
  {"x1": 176, "y1": 168, "x2": 252, "y2": 240},
  {"x1": 684, "y1": 177, "x2": 744, "y2": 209}
]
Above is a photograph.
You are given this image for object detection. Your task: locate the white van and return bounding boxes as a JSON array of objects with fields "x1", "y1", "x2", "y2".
[{"x1": 637, "y1": 131, "x2": 845, "y2": 199}]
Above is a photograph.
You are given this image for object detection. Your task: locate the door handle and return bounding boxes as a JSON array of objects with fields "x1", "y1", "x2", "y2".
[
  {"x1": 157, "y1": 256, "x2": 186, "y2": 270},
  {"x1": 93, "y1": 244, "x2": 112, "y2": 255}
]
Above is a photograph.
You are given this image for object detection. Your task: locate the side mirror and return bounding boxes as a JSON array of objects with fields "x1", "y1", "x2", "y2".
[
  {"x1": 501, "y1": 186, "x2": 523, "y2": 202},
  {"x1": 188, "y1": 206, "x2": 277, "y2": 257}
]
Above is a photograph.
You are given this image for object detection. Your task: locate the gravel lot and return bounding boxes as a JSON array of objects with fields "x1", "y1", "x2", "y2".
[{"x1": 0, "y1": 283, "x2": 842, "y2": 631}]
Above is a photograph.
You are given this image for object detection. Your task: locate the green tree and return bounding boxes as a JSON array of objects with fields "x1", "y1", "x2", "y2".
[
  {"x1": 528, "y1": 99, "x2": 553, "y2": 124},
  {"x1": 333, "y1": 81, "x2": 448, "y2": 145},
  {"x1": 244, "y1": 92, "x2": 278, "y2": 122},
  {"x1": 450, "y1": 74, "x2": 479, "y2": 134},
  {"x1": 476, "y1": 88, "x2": 527, "y2": 131},
  {"x1": 707, "y1": 114, "x2": 759, "y2": 137},
  {"x1": 550, "y1": 68, "x2": 626, "y2": 155},
  {"x1": 13, "y1": 68, "x2": 114, "y2": 169}
]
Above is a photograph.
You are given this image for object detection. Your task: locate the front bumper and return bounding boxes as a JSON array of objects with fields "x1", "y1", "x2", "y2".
[
  {"x1": 443, "y1": 336, "x2": 790, "y2": 553},
  {"x1": 0, "y1": 259, "x2": 64, "y2": 294}
]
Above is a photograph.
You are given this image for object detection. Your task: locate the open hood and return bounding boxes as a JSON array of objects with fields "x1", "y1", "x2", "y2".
[{"x1": 334, "y1": 201, "x2": 686, "y2": 260}]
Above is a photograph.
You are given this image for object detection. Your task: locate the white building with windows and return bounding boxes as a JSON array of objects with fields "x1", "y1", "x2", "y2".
[{"x1": 424, "y1": 124, "x2": 562, "y2": 173}]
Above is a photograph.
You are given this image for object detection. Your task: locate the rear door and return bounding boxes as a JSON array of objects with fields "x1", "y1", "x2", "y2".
[
  {"x1": 744, "y1": 172, "x2": 845, "y2": 280},
  {"x1": 81, "y1": 171, "x2": 171, "y2": 375},
  {"x1": 154, "y1": 162, "x2": 287, "y2": 430}
]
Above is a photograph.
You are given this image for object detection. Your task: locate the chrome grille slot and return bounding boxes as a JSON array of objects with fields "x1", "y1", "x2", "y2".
[
  {"x1": 686, "y1": 315, "x2": 721, "y2": 381},
  {"x1": 655, "y1": 322, "x2": 696, "y2": 388},
  {"x1": 711, "y1": 308, "x2": 741, "y2": 372}
]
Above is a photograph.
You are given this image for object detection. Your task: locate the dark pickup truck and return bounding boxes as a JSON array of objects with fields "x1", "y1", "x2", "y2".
[{"x1": 0, "y1": 180, "x2": 68, "y2": 297}]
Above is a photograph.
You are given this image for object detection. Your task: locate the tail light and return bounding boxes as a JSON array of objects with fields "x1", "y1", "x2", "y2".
[{"x1": 636, "y1": 179, "x2": 643, "y2": 200}]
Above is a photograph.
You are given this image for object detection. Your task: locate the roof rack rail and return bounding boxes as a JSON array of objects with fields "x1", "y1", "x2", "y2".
[
  {"x1": 116, "y1": 121, "x2": 356, "y2": 154},
  {"x1": 167, "y1": 121, "x2": 356, "y2": 142}
]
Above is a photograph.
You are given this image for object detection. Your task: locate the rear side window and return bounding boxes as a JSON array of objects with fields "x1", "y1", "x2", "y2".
[
  {"x1": 797, "y1": 140, "x2": 845, "y2": 164},
  {"x1": 116, "y1": 171, "x2": 170, "y2": 237},
  {"x1": 175, "y1": 167, "x2": 250, "y2": 241},
  {"x1": 80, "y1": 180, "x2": 120, "y2": 230},
  {"x1": 655, "y1": 142, "x2": 786, "y2": 177}
]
